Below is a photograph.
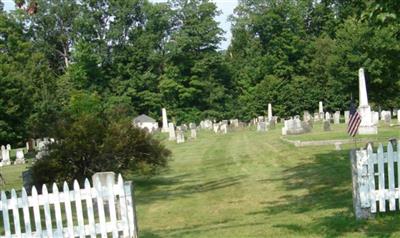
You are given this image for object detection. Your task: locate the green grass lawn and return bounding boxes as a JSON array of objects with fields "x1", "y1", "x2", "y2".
[{"x1": 1, "y1": 125, "x2": 400, "y2": 237}]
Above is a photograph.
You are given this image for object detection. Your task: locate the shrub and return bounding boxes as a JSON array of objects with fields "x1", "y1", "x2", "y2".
[{"x1": 30, "y1": 114, "x2": 171, "y2": 186}]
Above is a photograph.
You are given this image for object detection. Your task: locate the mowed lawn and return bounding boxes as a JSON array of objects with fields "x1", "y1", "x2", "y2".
[
  {"x1": 1, "y1": 125, "x2": 399, "y2": 237},
  {"x1": 133, "y1": 126, "x2": 400, "y2": 238}
]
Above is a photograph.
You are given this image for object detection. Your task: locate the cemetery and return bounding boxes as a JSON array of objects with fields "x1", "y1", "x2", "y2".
[{"x1": 1, "y1": 0, "x2": 399, "y2": 237}]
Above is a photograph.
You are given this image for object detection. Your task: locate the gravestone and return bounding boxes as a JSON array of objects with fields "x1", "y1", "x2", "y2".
[
  {"x1": 358, "y1": 68, "x2": 377, "y2": 134},
  {"x1": 92, "y1": 172, "x2": 116, "y2": 191},
  {"x1": 372, "y1": 111, "x2": 379, "y2": 125},
  {"x1": 344, "y1": 111, "x2": 350, "y2": 124},
  {"x1": 319, "y1": 101, "x2": 324, "y2": 119},
  {"x1": 189, "y1": 123, "x2": 196, "y2": 129},
  {"x1": 303, "y1": 111, "x2": 311, "y2": 122},
  {"x1": 161, "y1": 108, "x2": 169, "y2": 132},
  {"x1": 168, "y1": 122, "x2": 176, "y2": 141},
  {"x1": 268, "y1": 103, "x2": 273, "y2": 122},
  {"x1": 257, "y1": 122, "x2": 267, "y2": 132},
  {"x1": 22, "y1": 170, "x2": 33, "y2": 193},
  {"x1": 213, "y1": 123, "x2": 219, "y2": 133},
  {"x1": 323, "y1": 120, "x2": 331, "y2": 131},
  {"x1": 314, "y1": 112, "x2": 320, "y2": 122},
  {"x1": 190, "y1": 129, "x2": 197, "y2": 139},
  {"x1": 220, "y1": 123, "x2": 228, "y2": 134},
  {"x1": 181, "y1": 124, "x2": 188, "y2": 131},
  {"x1": 282, "y1": 118, "x2": 307, "y2": 135},
  {"x1": 6, "y1": 144, "x2": 11, "y2": 151},
  {"x1": 176, "y1": 129, "x2": 185, "y2": 143},
  {"x1": 334, "y1": 111, "x2": 340, "y2": 124},
  {"x1": 269, "y1": 118, "x2": 276, "y2": 129},
  {"x1": 384, "y1": 113, "x2": 391, "y2": 124},
  {"x1": 14, "y1": 149, "x2": 25, "y2": 164},
  {"x1": 1, "y1": 145, "x2": 10, "y2": 165},
  {"x1": 325, "y1": 112, "x2": 331, "y2": 122}
]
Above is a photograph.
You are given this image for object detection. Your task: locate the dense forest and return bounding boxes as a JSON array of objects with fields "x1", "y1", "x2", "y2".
[{"x1": 1, "y1": 0, "x2": 399, "y2": 144}]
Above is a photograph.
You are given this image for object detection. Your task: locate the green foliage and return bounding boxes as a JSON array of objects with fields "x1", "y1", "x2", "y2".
[{"x1": 30, "y1": 115, "x2": 171, "y2": 186}]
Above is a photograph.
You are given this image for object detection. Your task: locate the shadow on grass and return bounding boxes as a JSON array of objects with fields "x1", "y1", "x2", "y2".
[
  {"x1": 135, "y1": 174, "x2": 247, "y2": 205},
  {"x1": 251, "y1": 149, "x2": 400, "y2": 237}
]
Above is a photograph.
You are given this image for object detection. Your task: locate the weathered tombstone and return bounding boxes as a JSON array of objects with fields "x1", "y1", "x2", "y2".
[
  {"x1": 344, "y1": 111, "x2": 350, "y2": 124},
  {"x1": 220, "y1": 123, "x2": 228, "y2": 134},
  {"x1": 384, "y1": 113, "x2": 391, "y2": 124},
  {"x1": 319, "y1": 101, "x2": 324, "y2": 119},
  {"x1": 269, "y1": 118, "x2": 276, "y2": 129},
  {"x1": 190, "y1": 129, "x2": 197, "y2": 139},
  {"x1": 314, "y1": 112, "x2": 320, "y2": 122},
  {"x1": 334, "y1": 111, "x2": 340, "y2": 124},
  {"x1": 6, "y1": 144, "x2": 11, "y2": 151},
  {"x1": 213, "y1": 123, "x2": 219, "y2": 133},
  {"x1": 325, "y1": 112, "x2": 331, "y2": 122},
  {"x1": 323, "y1": 120, "x2": 331, "y2": 131},
  {"x1": 26, "y1": 142, "x2": 30, "y2": 151},
  {"x1": 176, "y1": 129, "x2": 185, "y2": 143},
  {"x1": 181, "y1": 124, "x2": 188, "y2": 131},
  {"x1": 14, "y1": 149, "x2": 25, "y2": 164},
  {"x1": 372, "y1": 111, "x2": 379, "y2": 125},
  {"x1": 1, "y1": 145, "x2": 10, "y2": 165},
  {"x1": 303, "y1": 111, "x2": 311, "y2": 122},
  {"x1": 257, "y1": 122, "x2": 267, "y2": 132},
  {"x1": 168, "y1": 122, "x2": 176, "y2": 141}
]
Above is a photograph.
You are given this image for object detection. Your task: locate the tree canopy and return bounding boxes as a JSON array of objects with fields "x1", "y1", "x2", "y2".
[{"x1": 0, "y1": 0, "x2": 399, "y2": 144}]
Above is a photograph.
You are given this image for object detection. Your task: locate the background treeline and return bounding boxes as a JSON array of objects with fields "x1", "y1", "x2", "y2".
[{"x1": 1, "y1": 0, "x2": 399, "y2": 144}]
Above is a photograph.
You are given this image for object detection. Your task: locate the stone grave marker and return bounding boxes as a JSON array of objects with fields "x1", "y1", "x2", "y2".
[
  {"x1": 323, "y1": 120, "x2": 331, "y2": 131},
  {"x1": 14, "y1": 149, "x2": 25, "y2": 164}
]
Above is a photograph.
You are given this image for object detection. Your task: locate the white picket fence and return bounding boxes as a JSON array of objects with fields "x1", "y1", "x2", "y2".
[
  {"x1": 0, "y1": 174, "x2": 138, "y2": 237},
  {"x1": 356, "y1": 142, "x2": 400, "y2": 213}
]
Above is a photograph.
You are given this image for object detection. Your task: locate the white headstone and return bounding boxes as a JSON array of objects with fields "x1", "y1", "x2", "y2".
[
  {"x1": 319, "y1": 101, "x2": 324, "y2": 119},
  {"x1": 358, "y1": 68, "x2": 377, "y2": 134},
  {"x1": 220, "y1": 123, "x2": 228, "y2": 134},
  {"x1": 168, "y1": 122, "x2": 176, "y2": 141},
  {"x1": 344, "y1": 111, "x2": 350, "y2": 124},
  {"x1": 334, "y1": 111, "x2": 340, "y2": 124},
  {"x1": 190, "y1": 128, "x2": 197, "y2": 139},
  {"x1": 1, "y1": 145, "x2": 10, "y2": 165},
  {"x1": 325, "y1": 112, "x2": 331, "y2": 121},
  {"x1": 14, "y1": 149, "x2": 25, "y2": 164},
  {"x1": 161, "y1": 108, "x2": 169, "y2": 132},
  {"x1": 176, "y1": 129, "x2": 185, "y2": 143},
  {"x1": 6, "y1": 144, "x2": 11, "y2": 151},
  {"x1": 92, "y1": 172, "x2": 115, "y2": 190},
  {"x1": 372, "y1": 111, "x2": 379, "y2": 125}
]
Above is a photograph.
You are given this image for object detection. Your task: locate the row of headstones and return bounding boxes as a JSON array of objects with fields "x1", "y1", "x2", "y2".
[
  {"x1": 255, "y1": 116, "x2": 277, "y2": 132},
  {"x1": 169, "y1": 123, "x2": 197, "y2": 144},
  {"x1": 1, "y1": 144, "x2": 25, "y2": 166},
  {"x1": 282, "y1": 116, "x2": 313, "y2": 135}
]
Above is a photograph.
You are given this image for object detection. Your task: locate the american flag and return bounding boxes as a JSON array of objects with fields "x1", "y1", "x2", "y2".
[{"x1": 347, "y1": 98, "x2": 361, "y2": 137}]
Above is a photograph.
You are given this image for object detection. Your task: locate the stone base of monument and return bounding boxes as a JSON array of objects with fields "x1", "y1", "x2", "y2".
[{"x1": 358, "y1": 125, "x2": 378, "y2": 135}]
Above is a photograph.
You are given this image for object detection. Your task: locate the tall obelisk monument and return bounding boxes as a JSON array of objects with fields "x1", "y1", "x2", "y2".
[
  {"x1": 358, "y1": 68, "x2": 377, "y2": 134},
  {"x1": 161, "y1": 108, "x2": 169, "y2": 133}
]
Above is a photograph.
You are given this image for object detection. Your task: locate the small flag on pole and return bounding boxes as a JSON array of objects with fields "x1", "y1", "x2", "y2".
[{"x1": 347, "y1": 97, "x2": 361, "y2": 137}]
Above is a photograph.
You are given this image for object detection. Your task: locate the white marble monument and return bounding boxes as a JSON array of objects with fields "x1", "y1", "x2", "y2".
[
  {"x1": 268, "y1": 103, "x2": 273, "y2": 122},
  {"x1": 168, "y1": 122, "x2": 176, "y2": 141},
  {"x1": 161, "y1": 108, "x2": 169, "y2": 133},
  {"x1": 358, "y1": 68, "x2": 377, "y2": 134}
]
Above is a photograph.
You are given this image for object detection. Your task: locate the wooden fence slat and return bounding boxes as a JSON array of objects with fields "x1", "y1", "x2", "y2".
[
  {"x1": 11, "y1": 189, "x2": 22, "y2": 237},
  {"x1": 52, "y1": 183, "x2": 63, "y2": 237},
  {"x1": 1, "y1": 191, "x2": 11, "y2": 237},
  {"x1": 73, "y1": 180, "x2": 86, "y2": 238},
  {"x1": 94, "y1": 177, "x2": 108, "y2": 238},
  {"x1": 107, "y1": 174, "x2": 118, "y2": 238},
  {"x1": 42, "y1": 184, "x2": 54, "y2": 238},
  {"x1": 377, "y1": 144, "x2": 386, "y2": 212},
  {"x1": 84, "y1": 179, "x2": 96, "y2": 238},
  {"x1": 387, "y1": 142, "x2": 396, "y2": 210},
  {"x1": 31, "y1": 186, "x2": 42, "y2": 234},
  {"x1": 63, "y1": 182, "x2": 75, "y2": 237},
  {"x1": 21, "y1": 188, "x2": 32, "y2": 236},
  {"x1": 117, "y1": 174, "x2": 129, "y2": 237},
  {"x1": 367, "y1": 144, "x2": 377, "y2": 213}
]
